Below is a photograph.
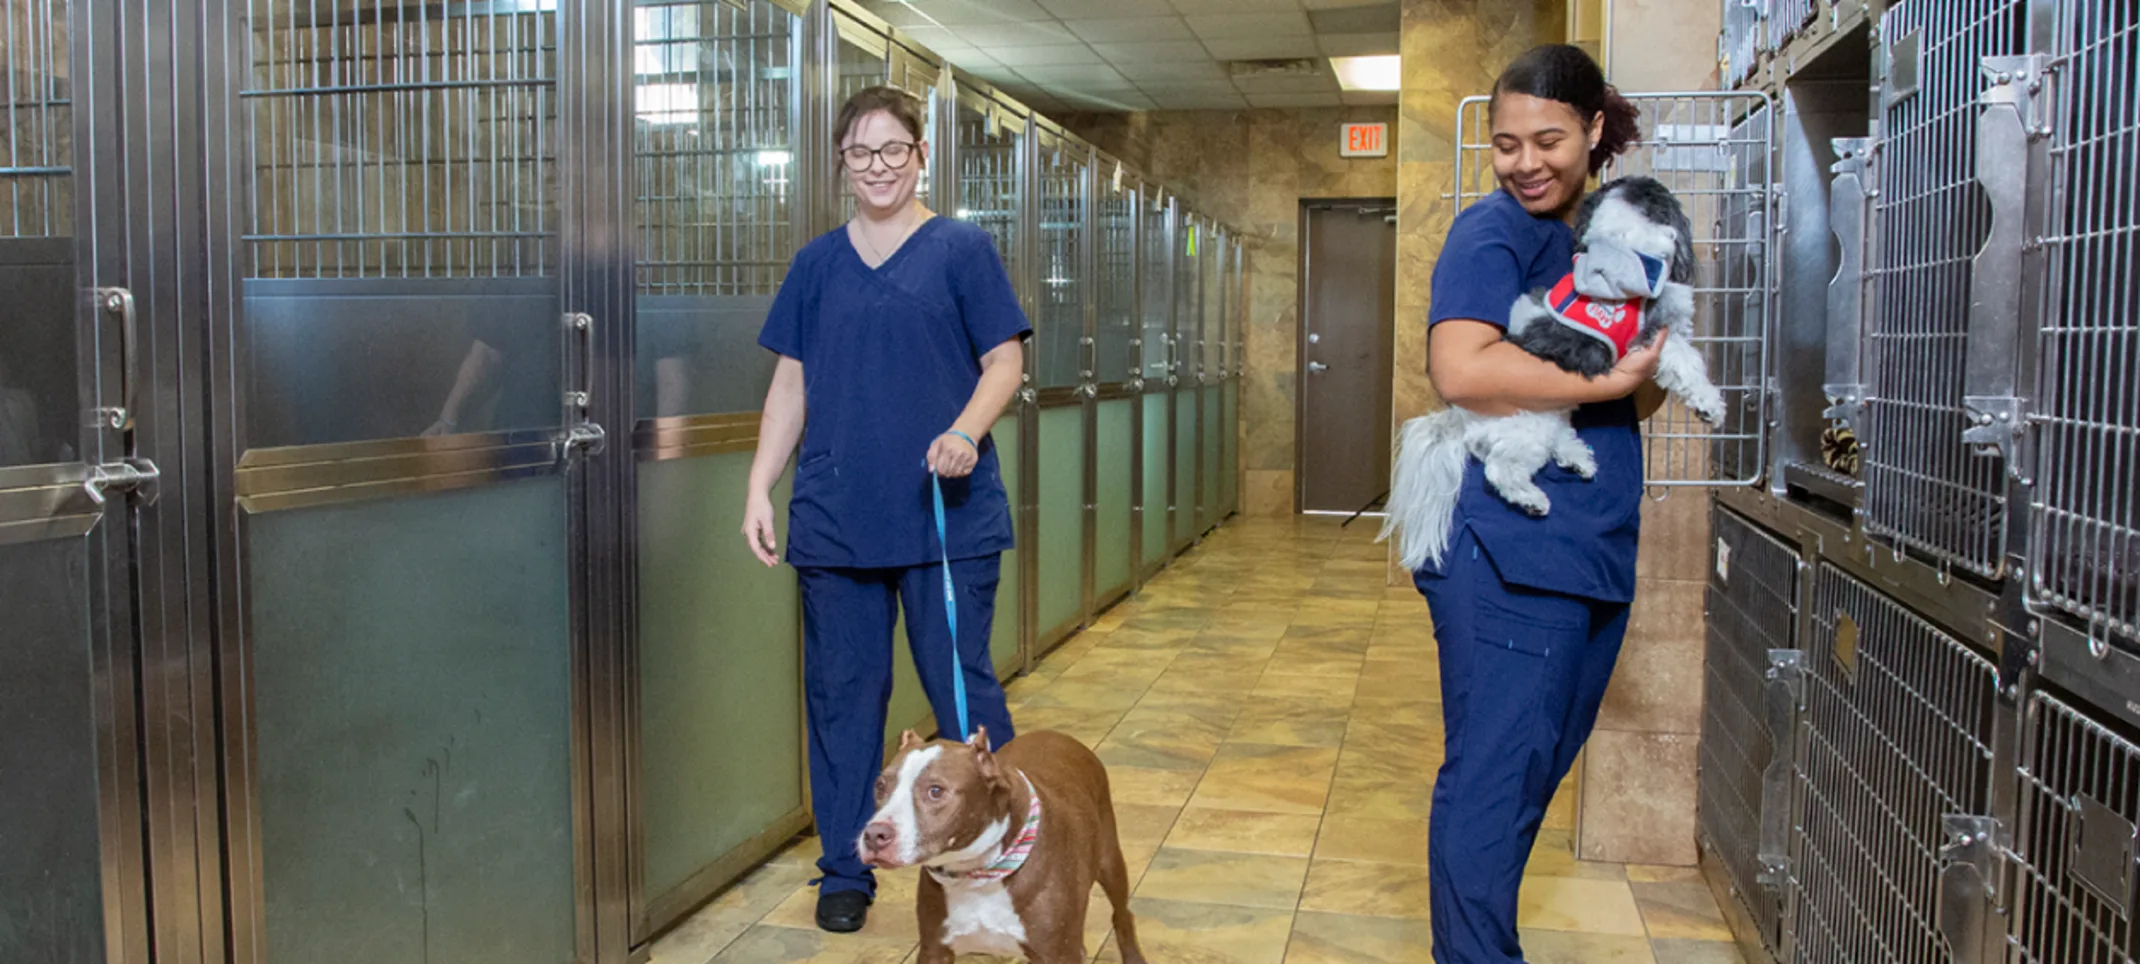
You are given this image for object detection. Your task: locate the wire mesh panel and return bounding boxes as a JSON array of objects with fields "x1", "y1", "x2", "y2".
[
  {"x1": 633, "y1": 0, "x2": 797, "y2": 418},
  {"x1": 1454, "y1": 96, "x2": 1495, "y2": 213},
  {"x1": 1859, "y1": 0, "x2": 2028, "y2": 578},
  {"x1": 1702, "y1": 507, "x2": 1799, "y2": 954},
  {"x1": 245, "y1": 1, "x2": 558, "y2": 278},
  {"x1": 2029, "y1": 0, "x2": 2140, "y2": 644},
  {"x1": 1139, "y1": 192, "x2": 1172, "y2": 386},
  {"x1": 1605, "y1": 93, "x2": 1774, "y2": 486},
  {"x1": 1786, "y1": 564, "x2": 1998, "y2": 964},
  {"x1": 1770, "y1": 0, "x2": 1819, "y2": 51},
  {"x1": 1723, "y1": 0, "x2": 1764, "y2": 88},
  {"x1": 2010, "y1": 690, "x2": 2140, "y2": 964},
  {"x1": 1035, "y1": 132, "x2": 1085, "y2": 390},
  {"x1": 831, "y1": 15, "x2": 885, "y2": 225},
  {"x1": 955, "y1": 96, "x2": 1021, "y2": 301},
  {"x1": 1, "y1": 0, "x2": 70, "y2": 240},
  {"x1": 1094, "y1": 169, "x2": 1136, "y2": 386}
]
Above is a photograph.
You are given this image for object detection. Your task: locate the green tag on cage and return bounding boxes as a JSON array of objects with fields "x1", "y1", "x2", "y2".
[
  {"x1": 1187, "y1": 228, "x2": 1198, "y2": 256},
  {"x1": 1113, "y1": 162, "x2": 1123, "y2": 192}
]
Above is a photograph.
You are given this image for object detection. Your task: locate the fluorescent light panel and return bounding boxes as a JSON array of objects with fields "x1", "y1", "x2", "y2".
[{"x1": 1329, "y1": 55, "x2": 1400, "y2": 92}]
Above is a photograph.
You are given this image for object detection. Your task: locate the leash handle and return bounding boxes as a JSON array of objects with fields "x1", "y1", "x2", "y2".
[{"x1": 931, "y1": 470, "x2": 971, "y2": 742}]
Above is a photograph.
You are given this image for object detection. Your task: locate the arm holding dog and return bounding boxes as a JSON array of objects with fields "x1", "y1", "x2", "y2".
[{"x1": 1428, "y1": 319, "x2": 1665, "y2": 416}]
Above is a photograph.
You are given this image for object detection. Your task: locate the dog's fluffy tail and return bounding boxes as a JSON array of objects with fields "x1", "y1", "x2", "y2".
[{"x1": 1378, "y1": 412, "x2": 1469, "y2": 572}]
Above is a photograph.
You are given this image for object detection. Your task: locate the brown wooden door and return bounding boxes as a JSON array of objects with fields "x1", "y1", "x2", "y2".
[{"x1": 1298, "y1": 200, "x2": 1397, "y2": 514}]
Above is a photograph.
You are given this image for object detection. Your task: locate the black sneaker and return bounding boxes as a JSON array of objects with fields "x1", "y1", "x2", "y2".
[{"x1": 816, "y1": 889, "x2": 871, "y2": 934}]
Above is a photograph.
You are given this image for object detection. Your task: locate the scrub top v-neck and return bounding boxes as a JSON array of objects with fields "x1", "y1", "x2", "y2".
[{"x1": 758, "y1": 216, "x2": 1032, "y2": 570}]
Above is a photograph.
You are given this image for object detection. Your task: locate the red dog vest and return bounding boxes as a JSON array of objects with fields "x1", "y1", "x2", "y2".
[{"x1": 1546, "y1": 273, "x2": 1644, "y2": 360}]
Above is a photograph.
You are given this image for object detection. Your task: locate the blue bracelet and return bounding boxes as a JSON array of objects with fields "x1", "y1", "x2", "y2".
[{"x1": 944, "y1": 430, "x2": 977, "y2": 450}]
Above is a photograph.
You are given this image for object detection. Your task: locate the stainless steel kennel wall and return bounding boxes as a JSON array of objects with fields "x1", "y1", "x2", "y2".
[
  {"x1": 0, "y1": 2, "x2": 1247, "y2": 963},
  {"x1": 1698, "y1": 1, "x2": 2140, "y2": 963}
]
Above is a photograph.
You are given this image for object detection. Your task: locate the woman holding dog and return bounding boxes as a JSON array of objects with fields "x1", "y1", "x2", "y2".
[
  {"x1": 742, "y1": 85, "x2": 1025, "y2": 935},
  {"x1": 1415, "y1": 45, "x2": 1668, "y2": 962}
]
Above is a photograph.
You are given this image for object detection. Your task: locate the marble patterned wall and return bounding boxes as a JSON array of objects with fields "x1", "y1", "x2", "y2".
[{"x1": 1060, "y1": 107, "x2": 1400, "y2": 517}]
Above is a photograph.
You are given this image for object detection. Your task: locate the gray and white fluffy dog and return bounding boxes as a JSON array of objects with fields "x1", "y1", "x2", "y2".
[{"x1": 1381, "y1": 176, "x2": 1726, "y2": 571}]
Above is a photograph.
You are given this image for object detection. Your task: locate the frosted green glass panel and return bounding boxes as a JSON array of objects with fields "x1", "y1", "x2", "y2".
[
  {"x1": 1202, "y1": 385, "x2": 1221, "y2": 526},
  {"x1": 1, "y1": 536, "x2": 105, "y2": 964},
  {"x1": 1222, "y1": 381, "x2": 1239, "y2": 514},
  {"x1": 1037, "y1": 405, "x2": 1085, "y2": 635},
  {"x1": 1173, "y1": 393, "x2": 1196, "y2": 544},
  {"x1": 1094, "y1": 398, "x2": 1134, "y2": 597},
  {"x1": 886, "y1": 421, "x2": 1021, "y2": 749},
  {"x1": 1142, "y1": 396, "x2": 1168, "y2": 565},
  {"x1": 250, "y1": 480, "x2": 575, "y2": 964},
  {"x1": 637, "y1": 452, "x2": 802, "y2": 902}
]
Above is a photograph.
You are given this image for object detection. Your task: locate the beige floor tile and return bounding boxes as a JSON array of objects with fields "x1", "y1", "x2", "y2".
[
  {"x1": 1298, "y1": 858, "x2": 1433, "y2": 919},
  {"x1": 1650, "y1": 938, "x2": 1748, "y2": 964},
  {"x1": 1165, "y1": 808, "x2": 1324, "y2": 857},
  {"x1": 708, "y1": 925, "x2": 916, "y2": 964},
  {"x1": 1516, "y1": 929, "x2": 1659, "y2": 964},
  {"x1": 1093, "y1": 897, "x2": 1295, "y2": 964},
  {"x1": 1096, "y1": 709, "x2": 1231, "y2": 772},
  {"x1": 1020, "y1": 679, "x2": 1153, "y2": 713},
  {"x1": 1187, "y1": 744, "x2": 1339, "y2": 815},
  {"x1": 1135, "y1": 848, "x2": 1311, "y2": 909},
  {"x1": 1314, "y1": 815, "x2": 1430, "y2": 867},
  {"x1": 1632, "y1": 881, "x2": 1736, "y2": 941},
  {"x1": 1323, "y1": 775, "x2": 1436, "y2": 821},
  {"x1": 1110, "y1": 803, "x2": 1185, "y2": 850},
  {"x1": 1282, "y1": 911, "x2": 1436, "y2": 964},
  {"x1": 1106, "y1": 766, "x2": 1204, "y2": 808},
  {"x1": 1251, "y1": 673, "x2": 1358, "y2": 703},
  {"x1": 1517, "y1": 876, "x2": 1649, "y2": 937},
  {"x1": 1228, "y1": 698, "x2": 1353, "y2": 747},
  {"x1": 1626, "y1": 864, "x2": 1707, "y2": 884},
  {"x1": 1012, "y1": 705, "x2": 1129, "y2": 748},
  {"x1": 760, "y1": 885, "x2": 922, "y2": 945},
  {"x1": 648, "y1": 914, "x2": 750, "y2": 964},
  {"x1": 1528, "y1": 829, "x2": 1628, "y2": 882}
]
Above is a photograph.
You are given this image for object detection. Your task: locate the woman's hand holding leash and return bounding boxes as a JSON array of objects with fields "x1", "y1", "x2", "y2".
[{"x1": 929, "y1": 429, "x2": 979, "y2": 478}]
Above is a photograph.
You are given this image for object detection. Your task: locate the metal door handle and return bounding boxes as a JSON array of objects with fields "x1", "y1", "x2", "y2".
[
  {"x1": 94, "y1": 287, "x2": 136, "y2": 431},
  {"x1": 83, "y1": 458, "x2": 160, "y2": 507},
  {"x1": 1307, "y1": 361, "x2": 1330, "y2": 373}
]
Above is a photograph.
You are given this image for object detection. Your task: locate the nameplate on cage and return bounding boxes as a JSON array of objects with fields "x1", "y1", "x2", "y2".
[
  {"x1": 1649, "y1": 124, "x2": 1733, "y2": 173},
  {"x1": 1833, "y1": 613, "x2": 1859, "y2": 679},
  {"x1": 1340, "y1": 122, "x2": 1387, "y2": 158},
  {"x1": 1716, "y1": 537, "x2": 1732, "y2": 584},
  {"x1": 2066, "y1": 794, "x2": 2135, "y2": 909},
  {"x1": 1883, "y1": 28, "x2": 1921, "y2": 109}
]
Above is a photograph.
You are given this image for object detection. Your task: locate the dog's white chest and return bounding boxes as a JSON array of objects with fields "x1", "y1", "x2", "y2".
[{"x1": 939, "y1": 879, "x2": 1028, "y2": 957}]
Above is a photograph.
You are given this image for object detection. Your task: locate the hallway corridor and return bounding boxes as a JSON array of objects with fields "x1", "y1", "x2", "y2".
[{"x1": 649, "y1": 518, "x2": 1747, "y2": 964}]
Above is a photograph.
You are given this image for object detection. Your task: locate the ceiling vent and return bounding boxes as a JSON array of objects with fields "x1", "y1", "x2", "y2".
[{"x1": 1225, "y1": 58, "x2": 1324, "y2": 79}]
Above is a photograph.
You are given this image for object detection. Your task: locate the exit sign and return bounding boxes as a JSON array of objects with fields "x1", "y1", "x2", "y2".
[{"x1": 1341, "y1": 122, "x2": 1388, "y2": 158}]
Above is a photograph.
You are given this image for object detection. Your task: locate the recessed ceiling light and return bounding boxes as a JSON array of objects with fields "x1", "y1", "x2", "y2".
[{"x1": 1329, "y1": 55, "x2": 1400, "y2": 92}]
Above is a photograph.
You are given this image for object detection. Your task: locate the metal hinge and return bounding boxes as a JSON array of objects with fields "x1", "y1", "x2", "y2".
[
  {"x1": 83, "y1": 458, "x2": 160, "y2": 507},
  {"x1": 1756, "y1": 649, "x2": 1805, "y2": 888}
]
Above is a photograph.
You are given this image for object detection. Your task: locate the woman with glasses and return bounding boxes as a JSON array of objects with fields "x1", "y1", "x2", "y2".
[{"x1": 741, "y1": 85, "x2": 1027, "y2": 934}]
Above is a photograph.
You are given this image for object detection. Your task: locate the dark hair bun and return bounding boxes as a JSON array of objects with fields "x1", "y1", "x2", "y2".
[{"x1": 1492, "y1": 45, "x2": 1642, "y2": 174}]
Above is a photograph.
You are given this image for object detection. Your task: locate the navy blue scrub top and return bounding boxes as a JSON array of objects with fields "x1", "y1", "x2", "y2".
[
  {"x1": 1424, "y1": 190, "x2": 1643, "y2": 603},
  {"x1": 758, "y1": 217, "x2": 1032, "y2": 570}
]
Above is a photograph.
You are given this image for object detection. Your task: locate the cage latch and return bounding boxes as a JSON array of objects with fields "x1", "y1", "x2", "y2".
[
  {"x1": 1756, "y1": 649, "x2": 1804, "y2": 889},
  {"x1": 1937, "y1": 814, "x2": 2005, "y2": 963},
  {"x1": 1961, "y1": 56, "x2": 2046, "y2": 465},
  {"x1": 1822, "y1": 139, "x2": 1870, "y2": 432}
]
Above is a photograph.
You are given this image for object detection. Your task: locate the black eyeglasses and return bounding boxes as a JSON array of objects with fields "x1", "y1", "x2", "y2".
[{"x1": 841, "y1": 141, "x2": 917, "y2": 172}]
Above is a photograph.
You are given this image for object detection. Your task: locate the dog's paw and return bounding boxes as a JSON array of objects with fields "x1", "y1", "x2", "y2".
[
  {"x1": 1567, "y1": 449, "x2": 1598, "y2": 478},
  {"x1": 1505, "y1": 487, "x2": 1552, "y2": 516},
  {"x1": 1691, "y1": 392, "x2": 1728, "y2": 428}
]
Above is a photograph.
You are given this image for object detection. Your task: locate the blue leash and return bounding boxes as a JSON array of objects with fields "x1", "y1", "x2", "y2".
[{"x1": 931, "y1": 458, "x2": 971, "y2": 743}]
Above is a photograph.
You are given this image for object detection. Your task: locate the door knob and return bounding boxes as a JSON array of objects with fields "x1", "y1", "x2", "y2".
[{"x1": 1307, "y1": 361, "x2": 1330, "y2": 373}]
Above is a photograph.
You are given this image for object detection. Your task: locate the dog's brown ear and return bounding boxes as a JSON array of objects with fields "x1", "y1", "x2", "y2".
[
  {"x1": 965, "y1": 726, "x2": 991, "y2": 755},
  {"x1": 965, "y1": 727, "x2": 1006, "y2": 782},
  {"x1": 898, "y1": 729, "x2": 926, "y2": 752}
]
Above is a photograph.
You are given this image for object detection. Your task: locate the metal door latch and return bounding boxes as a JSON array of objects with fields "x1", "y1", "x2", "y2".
[
  {"x1": 83, "y1": 459, "x2": 160, "y2": 507},
  {"x1": 560, "y1": 423, "x2": 607, "y2": 460},
  {"x1": 1307, "y1": 361, "x2": 1329, "y2": 374},
  {"x1": 1936, "y1": 814, "x2": 2004, "y2": 961}
]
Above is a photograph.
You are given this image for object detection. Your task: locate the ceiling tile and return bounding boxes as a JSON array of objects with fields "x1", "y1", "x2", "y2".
[
  {"x1": 1061, "y1": 89, "x2": 1157, "y2": 110},
  {"x1": 881, "y1": 0, "x2": 1053, "y2": 26},
  {"x1": 1013, "y1": 64, "x2": 1132, "y2": 86},
  {"x1": 948, "y1": 21, "x2": 1082, "y2": 46},
  {"x1": 1317, "y1": 32, "x2": 1400, "y2": 56},
  {"x1": 1246, "y1": 92, "x2": 1345, "y2": 108},
  {"x1": 1184, "y1": 11, "x2": 1313, "y2": 40},
  {"x1": 1091, "y1": 40, "x2": 1212, "y2": 64},
  {"x1": 1307, "y1": 2, "x2": 1400, "y2": 33},
  {"x1": 1168, "y1": 0, "x2": 1304, "y2": 12},
  {"x1": 893, "y1": 25, "x2": 963, "y2": 50},
  {"x1": 991, "y1": 43, "x2": 1106, "y2": 66},
  {"x1": 860, "y1": 2, "x2": 937, "y2": 27},
  {"x1": 1340, "y1": 90, "x2": 1400, "y2": 106},
  {"x1": 1149, "y1": 92, "x2": 1250, "y2": 109},
  {"x1": 1114, "y1": 60, "x2": 1230, "y2": 81},
  {"x1": 1230, "y1": 71, "x2": 1339, "y2": 93},
  {"x1": 1036, "y1": 0, "x2": 1159, "y2": 16},
  {"x1": 1062, "y1": 16, "x2": 1195, "y2": 43},
  {"x1": 1202, "y1": 36, "x2": 1321, "y2": 60},
  {"x1": 943, "y1": 49, "x2": 1003, "y2": 69}
]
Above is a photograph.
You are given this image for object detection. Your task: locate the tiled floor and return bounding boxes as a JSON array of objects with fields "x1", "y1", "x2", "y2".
[{"x1": 653, "y1": 517, "x2": 1747, "y2": 964}]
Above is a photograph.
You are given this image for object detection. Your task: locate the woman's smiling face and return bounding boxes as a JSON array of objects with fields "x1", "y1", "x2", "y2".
[
  {"x1": 1490, "y1": 92, "x2": 1597, "y2": 221},
  {"x1": 842, "y1": 109, "x2": 926, "y2": 217}
]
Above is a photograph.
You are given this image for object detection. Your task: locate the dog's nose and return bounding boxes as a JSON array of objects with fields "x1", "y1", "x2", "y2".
[{"x1": 863, "y1": 823, "x2": 895, "y2": 853}]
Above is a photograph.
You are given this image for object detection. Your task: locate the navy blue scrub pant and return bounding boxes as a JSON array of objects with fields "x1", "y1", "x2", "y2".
[
  {"x1": 796, "y1": 554, "x2": 1017, "y2": 898},
  {"x1": 1413, "y1": 530, "x2": 1630, "y2": 963}
]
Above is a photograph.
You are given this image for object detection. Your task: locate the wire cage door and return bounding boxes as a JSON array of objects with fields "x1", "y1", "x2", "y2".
[
  {"x1": 2028, "y1": 0, "x2": 2140, "y2": 646},
  {"x1": 1453, "y1": 92, "x2": 1776, "y2": 488}
]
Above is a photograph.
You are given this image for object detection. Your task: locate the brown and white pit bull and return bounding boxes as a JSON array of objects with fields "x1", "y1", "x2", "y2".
[{"x1": 858, "y1": 727, "x2": 1148, "y2": 964}]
